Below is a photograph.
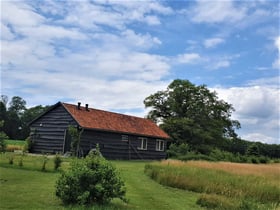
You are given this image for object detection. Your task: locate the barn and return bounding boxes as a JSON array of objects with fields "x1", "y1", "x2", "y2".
[{"x1": 29, "y1": 102, "x2": 169, "y2": 160}]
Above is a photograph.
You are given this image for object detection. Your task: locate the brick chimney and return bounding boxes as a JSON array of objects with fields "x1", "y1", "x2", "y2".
[
  {"x1": 85, "y1": 104, "x2": 89, "y2": 111},
  {"x1": 77, "y1": 102, "x2": 81, "y2": 110}
]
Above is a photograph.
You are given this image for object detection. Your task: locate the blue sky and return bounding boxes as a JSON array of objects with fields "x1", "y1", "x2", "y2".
[{"x1": 1, "y1": 0, "x2": 279, "y2": 144}]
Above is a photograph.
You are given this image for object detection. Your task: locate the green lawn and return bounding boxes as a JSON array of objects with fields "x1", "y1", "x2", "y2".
[{"x1": 0, "y1": 160, "x2": 203, "y2": 210}]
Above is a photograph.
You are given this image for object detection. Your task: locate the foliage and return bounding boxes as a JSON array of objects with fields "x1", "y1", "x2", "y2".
[
  {"x1": 246, "y1": 143, "x2": 260, "y2": 156},
  {"x1": 144, "y1": 79, "x2": 241, "y2": 147},
  {"x1": 53, "y1": 153, "x2": 62, "y2": 170},
  {"x1": 68, "y1": 125, "x2": 82, "y2": 157},
  {"x1": 0, "y1": 120, "x2": 8, "y2": 152},
  {"x1": 24, "y1": 137, "x2": 33, "y2": 152},
  {"x1": 167, "y1": 143, "x2": 190, "y2": 158},
  {"x1": 41, "y1": 155, "x2": 48, "y2": 171},
  {"x1": 0, "y1": 95, "x2": 48, "y2": 140},
  {"x1": 55, "y1": 150, "x2": 127, "y2": 205},
  {"x1": 145, "y1": 160, "x2": 280, "y2": 208},
  {"x1": 1, "y1": 161, "x2": 204, "y2": 210}
]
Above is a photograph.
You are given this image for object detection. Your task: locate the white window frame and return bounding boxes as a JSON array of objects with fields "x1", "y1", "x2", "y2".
[
  {"x1": 138, "y1": 137, "x2": 147, "y2": 150},
  {"x1": 121, "y1": 135, "x2": 129, "y2": 142},
  {"x1": 156, "y1": 139, "x2": 164, "y2": 151}
]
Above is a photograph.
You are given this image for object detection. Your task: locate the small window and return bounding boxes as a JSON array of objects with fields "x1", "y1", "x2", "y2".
[
  {"x1": 138, "y1": 137, "x2": 147, "y2": 150},
  {"x1": 156, "y1": 140, "x2": 164, "y2": 151},
  {"x1": 121, "y1": 135, "x2": 129, "y2": 142}
]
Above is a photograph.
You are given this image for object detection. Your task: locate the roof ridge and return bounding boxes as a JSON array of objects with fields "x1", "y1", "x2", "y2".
[{"x1": 62, "y1": 102, "x2": 152, "y2": 122}]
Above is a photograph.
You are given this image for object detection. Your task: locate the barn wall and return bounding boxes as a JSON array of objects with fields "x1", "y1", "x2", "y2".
[
  {"x1": 30, "y1": 105, "x2": 76, "y2": 154},
  {"x1": 80, "y1": 130, "x2": 166, "y2": 160}
]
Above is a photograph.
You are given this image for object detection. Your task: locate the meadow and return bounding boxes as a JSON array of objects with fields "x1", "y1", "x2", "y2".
[
  {"x1": 0, "y1": 153, "x2": 203, "y2": 210},
  {"x1": 145, "y1": 160, "x2": 280, "y2": 209},
  {"x1": 0, "y1": 144, "x2": 279, "y2": 210}
]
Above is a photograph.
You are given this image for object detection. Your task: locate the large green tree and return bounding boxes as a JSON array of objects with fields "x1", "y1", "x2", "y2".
[
  {"x1": 0, "y1": 95, "x2": 48, "y2": 139},
  {"x1": 144, "y1": 79, "x2": 240, "y2": 149}
]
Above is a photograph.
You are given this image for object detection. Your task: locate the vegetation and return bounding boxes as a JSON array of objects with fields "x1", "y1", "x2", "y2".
[
  {"x1": 56, "y1": 149, "x2": 127, "y2": 205},
  {"x1": 0, "y1": 121, "x2": 8, "y2": 153},
  {"x1": 68, "y1": 125, "x2": 82, "y2": 157},
  {"x1": 167, "y1": 144, "x2": 279, "y2": 163},
  {"x1": 0, "y1": 154, "x2": 203, "y2": 210},
  {"x1": 144, "y1": 79, "x2": 240, "y2": 146},
  {"x1": 144, "y1": 80, "x2": 280, "y2": 160},
  {"x1": 0, "y1": 95, "x2": 48, "y2": 140},
  {"x1": 145, "y1": 160, "x2": 280, "y2": 209}
]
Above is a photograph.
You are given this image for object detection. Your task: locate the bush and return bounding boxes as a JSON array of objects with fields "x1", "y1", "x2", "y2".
[
  {"x1": 178, "y1": 152, "x2": 216, "y2": 161},
  {"x1": 167, "y1": 143, "x2": 190, "y2": 158},
  {"x1": 24, "y1": 137, "x2": 33, "y2": 152},
  {"x1": 41, "y1": 155, "x2": 48, "y2": 171},
  {"x1": 53, "y1": 154, "x2": 62, "y2": 170},
  {"x1": 55, "y1": 149, "x2": 126, "y2": 205}
]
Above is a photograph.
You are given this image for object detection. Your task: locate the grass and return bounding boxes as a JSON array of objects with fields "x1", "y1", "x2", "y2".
[
  {"x1": 0, "y1": 154, "x2": 203, "y2": 210},
  {"x1": 145, "y1": 160, "x2": 280, "y2": 209},
  {"x1": 4, "y1": 140, "x2": 25, "y2": 152}
]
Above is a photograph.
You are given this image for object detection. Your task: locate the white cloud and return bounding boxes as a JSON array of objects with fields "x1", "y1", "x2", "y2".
[
  {"x1": 242, "y1": 133, "x2": 278, "y2": 144},
  {"x1": 191, "y1": 0, "x2": 246, "y2": 23},
  {"x1": 272, "y1": 36, "x2": 280, "y2": 69},
  {"x1": 1, "y1": 1, "x2": 44, "y2": 27},
  {"x1": 214, "y1": 81, "x2": 280, "y2": 144},
  {"x1": 204, "y1": 38, "x2": 225, "y2": 48},
  {"x1": 176, "y1": 53, "x2": 201, "y2": 64},
  {"x1": 212, "y1": 60, "x2": 230, "y2": 69}
]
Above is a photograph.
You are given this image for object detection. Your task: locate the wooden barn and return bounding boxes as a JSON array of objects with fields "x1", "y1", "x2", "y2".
[{"x1": 29, "y1": 102, "x2": 169, "y2": 160}]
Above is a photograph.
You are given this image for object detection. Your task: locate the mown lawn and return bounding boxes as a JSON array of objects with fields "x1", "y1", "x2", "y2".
[{"x1": 0, "y1": 157, "x2": 203, "y2": 210}]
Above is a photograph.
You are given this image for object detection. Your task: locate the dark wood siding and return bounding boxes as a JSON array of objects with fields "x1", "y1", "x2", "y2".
[
  {"x1": 80, "y1": 130, "x2": 166, "y2": 160},
  {"x1": 29, "y1": 103, "x2": 167, "y2": 159},
  {"x1": 30, "y1": 105, "x2": 77, "y2": 154}
]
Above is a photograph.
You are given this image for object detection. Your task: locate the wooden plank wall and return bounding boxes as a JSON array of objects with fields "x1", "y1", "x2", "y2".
[
  {"x1": 80, "y1": 130, "x2": 166, "y2": 160},
  {"x1": 30, "y1": 104, "x2": 167, "y2": 159},
  {"x1": 30, "y1": 105, "x2": 76, "y2": 154}
]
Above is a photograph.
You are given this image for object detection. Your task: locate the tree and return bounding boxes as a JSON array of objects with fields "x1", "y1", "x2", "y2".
[
  {"x1": 8, "y1": 96, "x2": 27, "y2": 116},
  {"x1": 0, "y1": 120, "x2": 8, "y2": 152},
  {"x1": 144, "y1": 79, "x2": 240, "y2": 149}
]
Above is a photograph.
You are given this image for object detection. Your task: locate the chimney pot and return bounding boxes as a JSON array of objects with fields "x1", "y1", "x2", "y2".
[
  {"x1": 85, "y1": 104, "x2": 89, "y2": 111},
  {"x1": 77, "y1": 102, "x2": 81, "y2": 110}
]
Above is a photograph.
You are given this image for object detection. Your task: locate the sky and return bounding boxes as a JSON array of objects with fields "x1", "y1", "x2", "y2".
[{"x1": 1, "y1": 0, "x2": 279, "y2": 144}]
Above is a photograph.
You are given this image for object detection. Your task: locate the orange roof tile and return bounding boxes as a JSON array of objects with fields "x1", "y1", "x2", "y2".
[{"x1": 62, "y1": 103, "x2": 169, "y2": 139}]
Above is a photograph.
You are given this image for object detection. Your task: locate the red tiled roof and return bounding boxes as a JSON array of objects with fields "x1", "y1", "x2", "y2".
[{"x1": 62, "y1": 103, "x2": 169, "y2": 139}]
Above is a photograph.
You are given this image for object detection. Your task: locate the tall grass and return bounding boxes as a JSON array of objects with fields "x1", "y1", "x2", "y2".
[
  {"x1": 4, "y1": 140, "x2": 25, "y2": 152},
  {"x1": 145, "y1": 160, "x2": 280, "y2": 208}
]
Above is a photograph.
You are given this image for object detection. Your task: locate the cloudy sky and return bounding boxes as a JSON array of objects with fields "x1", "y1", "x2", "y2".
[{"x1": 1, "y1": 0, "x2": 279, "y2": 144}]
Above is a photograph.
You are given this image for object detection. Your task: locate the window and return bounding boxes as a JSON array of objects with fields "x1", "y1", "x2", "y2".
[
  {"x1": 156, "y1": 140, "x2": 164, "y2": 151},
  {"x1": 121, "y1": 135, "x2": 128, "y2": 142},
  {"x1": 138, "y1": 137, "x2": 147, "y2": 150}
]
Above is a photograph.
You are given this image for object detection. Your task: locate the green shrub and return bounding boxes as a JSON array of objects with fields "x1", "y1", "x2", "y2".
[
  {"x1": 55, "y1": 149, "x2": 126, "y2": 205},
  {"x1": 53, "y1": 154, "x2": 62, "y2": 170},
  {"x1": 167, "y1": 143, "x2": 190, "y2": 158},
  {"x1": 41, "y1": 155, "x2": 48, "y2": 171},
  {"x1": 259, "y1": 156, "x2": 268, "y2": 164},
  {"x1": 178, "y1": 152, "x2": 216, "y2": 161},
  {"x1": 24, "y1": 137, "x2": 33, "y2": 152},
  {"x1": 250, "y1": 156, "x2": 259, "y2": 164},
  {"x1": 8, "y1": 155, "x2": 14, "y2": 165}
]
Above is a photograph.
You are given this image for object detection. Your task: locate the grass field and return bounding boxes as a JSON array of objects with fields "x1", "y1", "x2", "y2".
[
  {"x1": 1, "y1": 153, "x2": 279, "y2": 210},
  {"x1": 0, "y1": 154, "x2": 203, "y2": 210},
  {"x1": 145, "y1": 160, "x2": 280, "y2": 209},
  {"x1": 4, "y1": 140, "x2": 25, "y2": 152}
]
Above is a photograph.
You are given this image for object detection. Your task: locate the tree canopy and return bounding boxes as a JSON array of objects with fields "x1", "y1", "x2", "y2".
[
  {"x1": 144, "y1": 79, "x2": 241, "y2": 149},
  {"x1": 0, "y1": 95, "x2": 48, "y2": 140}
]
